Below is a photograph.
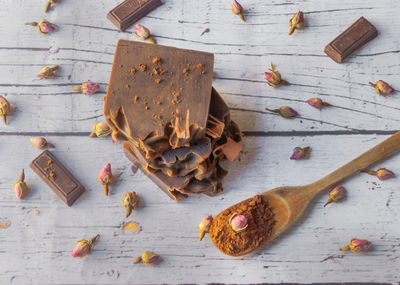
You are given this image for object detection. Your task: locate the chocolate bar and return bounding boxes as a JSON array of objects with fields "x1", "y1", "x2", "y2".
[
  {"x1": 107, "y1": 0, "x2": 163, "y2": 31},
  {"x1": 30, "y1": 150, "x2": 86, "y2": 206},
  {"x1": 324, "y1": 17, "x2": 377, "y2": 63}
]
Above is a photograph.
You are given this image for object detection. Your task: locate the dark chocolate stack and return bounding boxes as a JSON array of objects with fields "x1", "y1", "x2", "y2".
[{"x1": 104, "y1": 40, "x2": 242, "y2": 201}]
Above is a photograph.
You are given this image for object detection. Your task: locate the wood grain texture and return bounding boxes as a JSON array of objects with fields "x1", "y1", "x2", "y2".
[{"x1": 0, "y1": 0, "x2": 399, "y2": 284}]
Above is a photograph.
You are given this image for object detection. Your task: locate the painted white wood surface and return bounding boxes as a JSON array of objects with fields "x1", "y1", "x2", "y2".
[{"x1": 0, "y1": 0, "x2": 399, "y2": 284}]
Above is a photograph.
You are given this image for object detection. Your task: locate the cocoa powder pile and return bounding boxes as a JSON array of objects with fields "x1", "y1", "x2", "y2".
[{"x1": 209, "y1": 195, "x2": 275, "y2": 256}]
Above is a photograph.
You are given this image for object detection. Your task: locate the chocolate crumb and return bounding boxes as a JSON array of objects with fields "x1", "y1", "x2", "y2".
[
  {"x1": 139, "y1": 64, "x2": 147, "y2": 71},
  {"x1": 152, "y1": 57, "x2": 162, "y2": 65},
  {"x1": 145, "y1": 106, "x2": 149, "y2": 110},
  {"x1": 129, "y1": 68, "x2": 136, "y2": 74},
  {"x1": 126, "y1": 84, "x2": 130, "y2": 89},
  {"x1": 201, "y1": 71, "x2": 206, "y2": 74},
  {"x1": 155, "y1": 78, "x2": 163, "y2": 84},
  {"x1": 182, "y1": 68, "x2": 189, "y2": 75},
  {"x1": 134, "y1": 96, "x2": 139, "y2": 102},
  {"x1": 197, "y1": 63, "x2": 204, "y2": 69},
  {"x1": 47, "y1": 160, "x2": 52, "y2": 165},
  {"x1": 119, "y1": 64, "x2": 123, "y2": 68},
  {"x1": 153, "y1": 68, "x2": 159, "y2": 75},
  {"x1": 159, "y1": 69, "x2": 167, "y2": 75}
]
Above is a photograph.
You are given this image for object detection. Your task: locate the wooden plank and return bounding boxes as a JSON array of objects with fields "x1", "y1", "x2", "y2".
[{"x1": 0, "y1": 134, "x2": 399, "y2": 283}]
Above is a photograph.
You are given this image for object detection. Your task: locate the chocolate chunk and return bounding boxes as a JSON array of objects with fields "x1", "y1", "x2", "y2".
[
  {"x1": 30, "y1": 150, "x2": 86, "y2": 206},
  {"x1": 107, "y1": 0, "x2": 163, "y2": 31},
  {"x1": 324, "y1": 17, "x2": 377, "y2": 63},
  {"x1": 104, "y1": 40, "x2": 214, "y2": 143}
]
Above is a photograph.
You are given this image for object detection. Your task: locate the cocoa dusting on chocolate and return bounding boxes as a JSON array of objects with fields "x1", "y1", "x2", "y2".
[
  {"x1": 210, "y1": 195, "x2": 275, "y2": 256},
  {"x1": 152, "y1": 57, "x2": 162, "y2": 65},
  {"x1": 139, "y1": 64, "x2": 147, "y2": 71},
  {"x1": 155, "y1": 78, "x2": 163, "y2": 84}
]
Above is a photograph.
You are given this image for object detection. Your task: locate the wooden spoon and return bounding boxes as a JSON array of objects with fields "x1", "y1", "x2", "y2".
[{"x1": 211, "y1": 131, "x2": 400, "y2": 256}]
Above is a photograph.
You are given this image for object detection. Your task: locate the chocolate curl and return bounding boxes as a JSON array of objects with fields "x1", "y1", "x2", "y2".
[{"x1": 170, "y1": 110, "x2": 191, "y2": 148}]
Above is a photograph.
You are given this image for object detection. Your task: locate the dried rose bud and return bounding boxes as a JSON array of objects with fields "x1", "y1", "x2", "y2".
[
  {"x1": 134, "y1": 24, "x2": 156, "y2": 44},
  {"x1": 231, "y1": 0, "x2": 245, "y2": 22},
  {"x1": 0, "y1": 95, "x2": 10, "y2": 124},
  {"x1": 134, "y1": 251, "x2": 160, "y2": 266},
  {"x1": 26, "y1": 19, "x2": 56, "y2": 34},
  {"x1": 362, "y1": 167, "x2": 395, "y2": 181},
  {"x1": 73, "y1": 81, "x2": 100, "y2": 95},
  {"x1": 45, "y1": 0, "x2": 60, "y2": 13},
  {"x1": 37, "y1": 65, "x2": 59, "y2": 79},
  {"x1": 98, "y1": 163, "x2": 112, "y2": 196},
  {"x1": 289, "y1": 11, "x2": 305, "y2": 35},
  {"x1": 71, "y1": 234, "x2": 100, "y2": 258},
  {"x1": 121, "y1": 191, "x2": 140, "y2": 217},
  {"x1": 324, "y1": 185, "x2": 346, "y2": 207},
  {"x1": 341, "y1": 239, "x2": 371, "y2": 253},
  {"x1": 290, "y1": 146, "x2": 311, "y2": 160},
  {"x1": 198, "y1": 215, "x2": 213, "y2": 241},
  {"x1": 265, "y1": 106, "x2": 299, "y2": 118},
  {"x1": 307, "y1": 98, "x2": 332, "y2": 109},
  {"x1": 369, "y1": 80, "x2": 395, "y2": 96},
  {"x1": 30, "y1": 137, "x2": 55, "y2": 149},
  {"x1": 229, "y1": 213, "x2": 248, "y2": 233},
  {"x1": 14, "y1": 169, "x2": 30, "y2": 200},
  {"x1": 265, "y1": 62, "x2": 288, "y2": 88},
  {"x1": 111, "y1": 130, "x2": 119, "y2": 144},
  {"x1": 89, "y1": 122, "x2": 112, "y2": 138}
]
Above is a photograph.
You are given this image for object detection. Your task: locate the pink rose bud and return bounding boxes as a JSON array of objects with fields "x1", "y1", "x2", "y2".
[
  {"x1": 37, "y1": 65, "x2": 59, "y2": 79},
  {"x1": 26, "y1": 19, "x2": 56, "y2": 34},
  {"x1": 266, "y1": 106, "x2": 299, "y2": 118},
  {"x1": 231, "y1": 0, "x2": 245, "y2": 22},
  {"x1": 0, "y1": 95, "x2": 10, "y2": 124},
  {"x1": 362, "y1": 167, "x2": 395, "y2": 181},
  {"x1": 307, "y1": 98, "x2": 332, "y2": 109},
  {"x1": 324, "y1": 185, "x2": 346, "y2": 207},
  {"x1": 73, "y1": 81, "x2": 100, "y2": 95},
  {"x1": 369, "y1": 80, "x2": 395, "y2": 96},
  {"x1": 71, "y1": 234, "x2": 100, "y2": 258},
  {"x1": 289, "y1": 11, "x2": 305, "y2": 35},
  {"x1": 98, "y1": 163, "x2": 112, "y2": 196},
  {"x1": 30, "y1": 136, "x2": 55, "y2": 149},
  {"x1": 134, "y1": 24, "x2": 156, "y2": 44},
  {"x1": 341, "y1": 239, "x2": 371, "y2": 253},
  {"x1": 89, "y1": 122, "x2": 112, "y2": 138},
  {"x1": 290, "y1": 146, "x2": 311, "y2": 160},
  {"x1": 45, "y1": 0, "x2": 60, "y2": 13},
  {"x1": 229, "y1": 213, "x2": 248, "y2": 233},
  {"x1": 134, "y1": 251, "x2": 160, "y2": 266},
  {"x1": 264, "y1": 62, "x2": 286, "y2": 88},
  {"x1": 14, "y1": 169, "x2": 30, "y2": 200},
  {"x1": 198, "y1": 215, "x2": 213, "y2": 241}
]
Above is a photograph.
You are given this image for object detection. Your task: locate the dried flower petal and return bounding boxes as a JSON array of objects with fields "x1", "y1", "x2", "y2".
[
  {"x1": 45, "y1": 0, "x2": 61, "y2": 13},
  {"x1": 231, "y1": 0, "x2": 245, "y2": 22},
  {"x1": 0, "y1": 95, "x2": 10, "y2": 124},
  {"x1": 265, "y1": 106, "x2": 299, "y2": 118},
  {"x1": 0, "y1": 221, "x2": 11, "y2": 229},
  {"x1": 123, "y1": 221, "x2": 141, "y2": 233},
  {"x1": 369, "y1": 80, "x2": 395, "y2": 96},
  {"x1": 121, "y1": 191, "x2": 140, "y2": 217},
  {"x1": 290, "y1": 146, "x2": 311, "y2": 160},
  {"x1": 26, "y1": 19, "x2": 56, "y2": 34},
  {"x1": 198, "y1": 215, "x2": 213, "y2": 241},
  {"x1": 307, "y1": 98, "x2": 332, "y2": 109},
  {"x1": 289, "y1": 11, "x2": 305, "y2": 35},
  {"x1": 73, "y1": 81, "x2": 100, "y2": 95},
  {"x1": 362, "y1": 167, "x2": 395, "y2": 181},
  {"x1": 71, "y1": 234, "x2": 100, "y2": 258},
  {"x1": 37, "y1": 65, "x2": 59, "y2": 79},
  {"x1": 134, "y1": 24, "x2": 156, "y2": 44},
  {"x1": 229, "y1": 213, "x2": 248, "y2": 233},
  {"x1": 142, "y1": 251, "x2": 160, "y2": 266},
  {"x1": 14, "y1": 169, "x2": 30, "y2": 200},
  {"x1": 89, "y1": 122, "x2": 112, "y2": 138},
  {"x1": 98, "y1": 163, "x2": 112, "y2": 196},
  {"x1": 341, "y1": 239, "x2": 371, "y2": 253},
  {"x1": 324, "y1": 185, "x2": 346, "y2": 207},
  {"x1": 30, "y1": 136, "x2": 55, "y2": 149},
  {"x1": 264, "y1": 62, "x2": 287, "y2": 88}
]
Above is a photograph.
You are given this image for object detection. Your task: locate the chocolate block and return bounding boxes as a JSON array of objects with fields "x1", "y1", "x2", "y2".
[
  {"x1": 30, "y1": 150, "x2": 86, "y2": 206},
  {"x1": 104, "y1": 40, "x2": 214, "y2": 144},
  {"x1": 107, "y1": 0, "x2": 163, "y2": 31},
  {"x1": 324, "y1": 17, "x2": 377, "y2": 63}
]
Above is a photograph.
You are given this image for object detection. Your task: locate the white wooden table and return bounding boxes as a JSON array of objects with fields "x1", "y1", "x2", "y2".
[{"x1": 1, "y1": 0, "x2": 399, "y2": 284}]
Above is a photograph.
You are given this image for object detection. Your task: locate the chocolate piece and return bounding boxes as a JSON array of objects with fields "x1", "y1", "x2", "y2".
[
  {"x1": 324, "y1": 17, "x2": 377, "y2": 63},
  {"x1": 107, "y1": 0, "x2": 163, "y2": 31},
  {"x1": 104, "y1": 40, "x2": 214, "y2": 145},
  {"x1": 30, "y1": 150, "x2": 86, "y2": 206}
]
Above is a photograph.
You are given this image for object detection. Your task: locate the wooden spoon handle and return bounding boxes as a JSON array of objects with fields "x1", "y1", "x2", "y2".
[{"x1": 309, "y1": 131, "x2": 400, "y2": 195}]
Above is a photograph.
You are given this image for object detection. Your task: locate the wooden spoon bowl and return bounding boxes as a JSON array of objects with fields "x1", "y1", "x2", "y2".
[{"x1": 211, "y1": 131, "x2": 400, "y2": 256}]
